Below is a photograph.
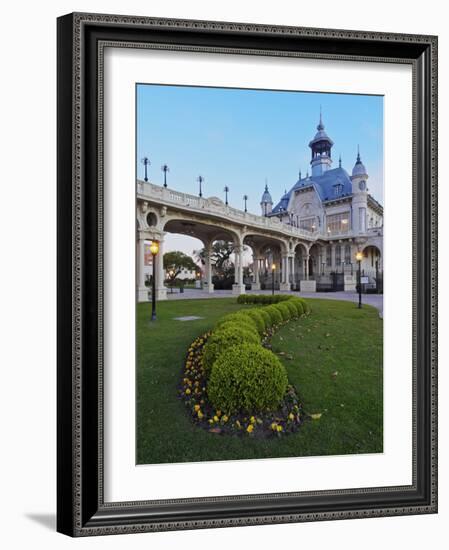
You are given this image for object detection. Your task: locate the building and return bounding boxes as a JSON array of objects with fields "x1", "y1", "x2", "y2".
[
  {"x1": 136, "y1": 114, "x2": 383, "y2": 301},
  {"x1": 258, "y1": 113, "x2": 383, "y2": 291}
]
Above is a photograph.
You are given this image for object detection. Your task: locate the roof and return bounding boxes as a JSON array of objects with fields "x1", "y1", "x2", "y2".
[
  {"x1": 271, "y1": 166, "x2": 353, "y2": 212},
  {"x1": 260, "y1": 184, "x2": 273, "y2": 204}
]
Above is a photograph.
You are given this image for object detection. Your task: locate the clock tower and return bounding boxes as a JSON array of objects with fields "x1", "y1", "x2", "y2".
[{"x1": 350, "y1": 148, "x2": 369, "y2": 234}]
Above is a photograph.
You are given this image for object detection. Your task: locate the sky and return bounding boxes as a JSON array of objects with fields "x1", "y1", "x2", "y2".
[{"x1": 137, "y1": 84, "x2": 383, "y2": 258}]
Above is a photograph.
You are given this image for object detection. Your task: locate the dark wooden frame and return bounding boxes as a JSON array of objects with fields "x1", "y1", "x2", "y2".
[{"x1": 57, "y1": 12, "x2": 438, "y2": 536}]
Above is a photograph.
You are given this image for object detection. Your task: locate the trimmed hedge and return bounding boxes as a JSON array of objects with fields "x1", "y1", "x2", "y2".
[
  {"x1": 264, "y1": 305, "x2": 283, "y2": 326},
  {"x1": 289, "y1": 298, "x2": 304, "y2": 317},
  {"x1": 216, "y1": 312, "x2": 258, "y2": 333},
  {"x1": 217, "y1": 320, "x2": 259, "y2": 339},
  {"x1": 236, "y1": 294, "x2": 293, "y2": 305},
  {"x1": 239, "y1": 309, "x2": 266, "y2": 335},
  {"x1": 274, "y1": 302, "x2": 291, "y2": 321},
  {"x1": 207, "y1": 343, "x2": 289, "y2": 414},
  {"x1": 202, "y1": 325, "x2": 260, "y2": 376}
]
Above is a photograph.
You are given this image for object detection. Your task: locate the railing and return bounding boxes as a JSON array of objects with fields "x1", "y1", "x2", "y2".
[{"x1": 137, "y1": 181, "x2": 316, "y2": 240}]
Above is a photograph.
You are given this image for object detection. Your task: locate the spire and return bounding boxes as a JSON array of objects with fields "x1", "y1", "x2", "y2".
[
  {"x1": 317, "y1": 105, "x2": 324, "y2": 131},
  {"x1": 339, "y1": 154, "x2": 342, "y2": 168},
  {"x1": 298, "y1": 168, "x2": 302, "y2": 180},
  {"x1": 352, "y1": 145, "x2": 368, "y2": 178}
]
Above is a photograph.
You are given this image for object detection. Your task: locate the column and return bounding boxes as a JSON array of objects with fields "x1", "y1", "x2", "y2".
[
  {"x1": 156, "y1": 237, "x2": 167, "y2": 301},
  {"x1": 280, "y1": 254, "x2": 290, "y2": 291},
  {"x1": 252, "y1": 254, "x2": 261, "y2": 290},
  {"x1": 137, "y1": 235, "x2": 148, "y2": 302},
  {"x1": 203, "y1": 243, "x2": 214, "y2": 293},
  {"x1": 232, "y1": 244, "x2": 245, "y2": 295},
  {"x1": 300, "y1": 253, "x2": 316, "y2": 292}
]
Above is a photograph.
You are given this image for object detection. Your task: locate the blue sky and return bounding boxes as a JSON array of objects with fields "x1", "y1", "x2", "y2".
[{"x1": 137, "y1": 84, "x2": 383, "y2": 256}]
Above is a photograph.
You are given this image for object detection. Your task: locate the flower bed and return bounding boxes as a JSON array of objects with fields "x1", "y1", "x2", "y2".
[{"x1": 178, "y1": 295, "x2": 310, "y2": 437}]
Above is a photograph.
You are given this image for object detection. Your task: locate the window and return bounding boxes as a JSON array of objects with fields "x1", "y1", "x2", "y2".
[
  {"x1": 334, "y1": 183, "x2": 343, "y2": 197},
  {"x1": 326, "y1": 245, "x2": 332, "y2": 267},
  {"x1": 344, "y1": 244, "x2": 351, "y2": 264},
  {"x1": 335, "y1": 245, "x2": 341, "y2": 266},
  {"x1": 359, "y1": 207, "x2": 367, "y2": 232},
  {"x1": 299, "y1": 217, "x2": 317, "y2": 232},
  {"x1": 326, "y1": 212, "x2": 350, "y2": 235}
]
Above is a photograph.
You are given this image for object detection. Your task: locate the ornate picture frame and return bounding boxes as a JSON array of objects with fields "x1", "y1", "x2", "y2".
[{"x1": 57, "y1": 12, "x2": 437, "y2": 536}]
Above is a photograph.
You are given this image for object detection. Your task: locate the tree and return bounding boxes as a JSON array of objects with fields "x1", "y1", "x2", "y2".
[
  {"x1": 194, "y1": 241, "x2": 241, "y2": 272},
  {"x1": 163, "y1": 251, "x2": 198, "y2": 280}
]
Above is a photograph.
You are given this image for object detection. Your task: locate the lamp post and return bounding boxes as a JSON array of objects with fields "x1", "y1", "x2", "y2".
[
  {"x1": 141, "y1": 156, "x2": 151, "y2": 182},
  {"x1": 271, "y1": 262, "x2": 276, "y2": 295},
  {"x1": 161, "y1": 164, "x2": 169, "y2": 187},
  {"x1": 224, "y1": 186, "x2": 229, "y2": 205},
  {"x1": 150, "y1": 240, "x2": 159, "y2": 320},
  {"x1": 243, "y1": 194, "x2": 248, "y2": 212},
  {"x1": 169, "y1": 270, "x2": 175, "y2": 294},
  {"x1": 355, "y1": 251, "x2": 363, "y2": 309},
  {"x1": 197, "y1": 175, "x2": 204, "y2": 198}
]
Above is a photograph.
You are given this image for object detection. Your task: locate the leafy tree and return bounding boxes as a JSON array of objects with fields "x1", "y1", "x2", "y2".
[{"x1": 163, "y1": 251, "x2": 198, "y2": 280}]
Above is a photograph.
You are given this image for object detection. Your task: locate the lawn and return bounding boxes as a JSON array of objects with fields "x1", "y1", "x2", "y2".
[{"x1": 136, "y1": 297, "x2": 383, "y2": 464}]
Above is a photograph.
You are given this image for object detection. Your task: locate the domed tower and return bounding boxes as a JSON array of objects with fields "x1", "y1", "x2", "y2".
[
  {"x1": 260, "y1": 183, "x2": 273, "y2": 216},
  {"x1": 309, "y1": 110, "x2": 334, "y2": 177},
  {"x1": 350, "y1": 147, "x2": 369, "y2": 234}
]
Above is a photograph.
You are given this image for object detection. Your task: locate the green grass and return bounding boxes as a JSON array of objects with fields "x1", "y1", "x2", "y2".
[{"x1": 137, "y1": 298, "x2": 383, "y2": 464}]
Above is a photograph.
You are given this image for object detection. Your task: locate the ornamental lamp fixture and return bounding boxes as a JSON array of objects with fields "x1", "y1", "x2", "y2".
[
  {"x1": 355, "y1": 251, "x2": 363, "y2": 262},
  {"x1": 150, "y1": 241, "x2": 159, "y2": 255}
]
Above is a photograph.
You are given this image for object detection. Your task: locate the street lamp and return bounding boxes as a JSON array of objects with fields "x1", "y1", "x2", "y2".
[
  {"x1": 243, "y1": 194, "x2": 248, "y2": 212},
  {"x1": 355, "y1": 251, "x2": 363, "y2": 309},
  {"x1": 141, "y1": 156, "x2": 151, "y2": 182},
  {"x1": 150, "y1": 240, "x2": 159, "y2": 320},
  {"x1": 224, "y1": 186, "x2": 229, "y2": 205},
  {"x1": 168, "y1": 269, "x2": 175, "y2": 293},
  {"x1": 197, "y1": 175, "x2": 204, "y2": 198},
  {"x1": 271, "y1": 262, "x2": 276, "y2": 295},
  {"x1": 161, "y1": 164, "x2": 169, "y2": 188}
]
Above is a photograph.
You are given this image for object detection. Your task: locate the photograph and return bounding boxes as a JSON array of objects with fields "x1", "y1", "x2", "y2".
[{"x1": 135, "y1": 84, "x2": 384, "y2": 466}]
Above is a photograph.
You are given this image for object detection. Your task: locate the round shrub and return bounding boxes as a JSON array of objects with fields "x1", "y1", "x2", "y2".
[
  {"x1": 298, "y1": 298, "x2": 311, "y2": 314},
  {"x1": 217, "y1": 320, "x2": 259, "y2": 339},
  {"x1": 264, "y1": 305, "x2": 283, "y2": 326},
  {"x1": 202, "y1": 325, "x2": 260, "y2": 376},
  {"x1": 207, "y1": 343, "x2": 289, "y2": 414},
  {"x1": 290, "y1": 299, "x2": 304, "y2": 317},
  {"x1": 284, "y1": 300, "x2": 298, "y2": 318},
  {"x1": 274, "y1": 302, "x2": 291, "y2": 321},
  {"x1": 257, "y1": 308, "x2": 271, "y2": 329},
  {"x1": 216, "y1": 312, "x2": 258, "y2": 333},
  {"x1": 236, "y1": 295, "x2": 248, "y2": 304},
  {"x1": 240, "y1": 309, "x2": 266, "y2": 334}
]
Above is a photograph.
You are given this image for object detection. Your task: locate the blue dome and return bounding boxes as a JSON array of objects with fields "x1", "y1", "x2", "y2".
[{"x1": 261, "y1": 184, "x2": 273, "y2": 204}]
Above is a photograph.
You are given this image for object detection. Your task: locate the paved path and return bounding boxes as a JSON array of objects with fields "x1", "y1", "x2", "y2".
[{"x1": 165, "y1": 288, "x2": 383, "y2": 317}]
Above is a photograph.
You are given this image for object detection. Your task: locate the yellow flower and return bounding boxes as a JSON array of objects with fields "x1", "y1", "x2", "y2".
[
  {"x1": 288, "y1": 413, "x2": 295, "y2": 421},
  {"x1": 197, "y1": 410, "x2": 204, "y2": 419},
  {"x1": 208, "y1": 419, "x2": 214, "y2": 424},
  {"x1": 271, "y1": 422, "x2": 277, "y2": 431},
  {"x1": 277, "y1": 425, "x2": 283, "y2": 432},
  {"x1": 235, "y1": 420, "x2": 241, "y2": 428},
  {"x1": 246, "y1": 424, "x2": 254, "y2": 433},
  {"x1": 194, "y1": 404, "x2": 200, "y2": 412},
  {"x1": 222, "y1": 415, "x2": 229, "y2": 423},
  {"x1": 216, "y1": 410, "x2": 222, "y2": 417},
  {"x1": 213, "y1": 415, "x2": 219, "y2": 422},
  {"x1": 250, "y1": 416, "x2": 256, "y2": 424},
  {"x1": 185, "y1": 388, "x2": 191, "y2": 395}
]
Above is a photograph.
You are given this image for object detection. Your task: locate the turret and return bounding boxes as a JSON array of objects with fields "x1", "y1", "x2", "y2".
[
  {"x1": 350, "y1": 147, "x2": 369, "y2": 234},
  {"x1": 309, "y1": 110, "x2": 334, "y2": 177},
  {"x1": 260, "y1": 183, "x2": 273, "y2": 216}
]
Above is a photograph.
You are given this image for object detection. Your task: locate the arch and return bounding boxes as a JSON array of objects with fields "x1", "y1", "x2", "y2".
[
  {"x1": 362, "y1": 245, "x2": 382, "y2": 270},
  {"x1": 308, "y1": 243, "x2": 322, "y2": 277}
]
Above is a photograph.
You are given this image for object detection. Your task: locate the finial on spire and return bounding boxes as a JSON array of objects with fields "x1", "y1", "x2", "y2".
[
  {"x1": 317, "y1": 105, "x2": 324, "y2": 130},
  {"x1": 299, "y1": 168, "x2": 302, "y2": 180},
  {"x1": 339, "y1": 154, "x2": 342, "y2": 168},
  {"x1": 264, "y1": 177, "x2": 268, "y2": 192},
  {"x1": 357, "y1": 144, "x2": 361, "y2": 162}
]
